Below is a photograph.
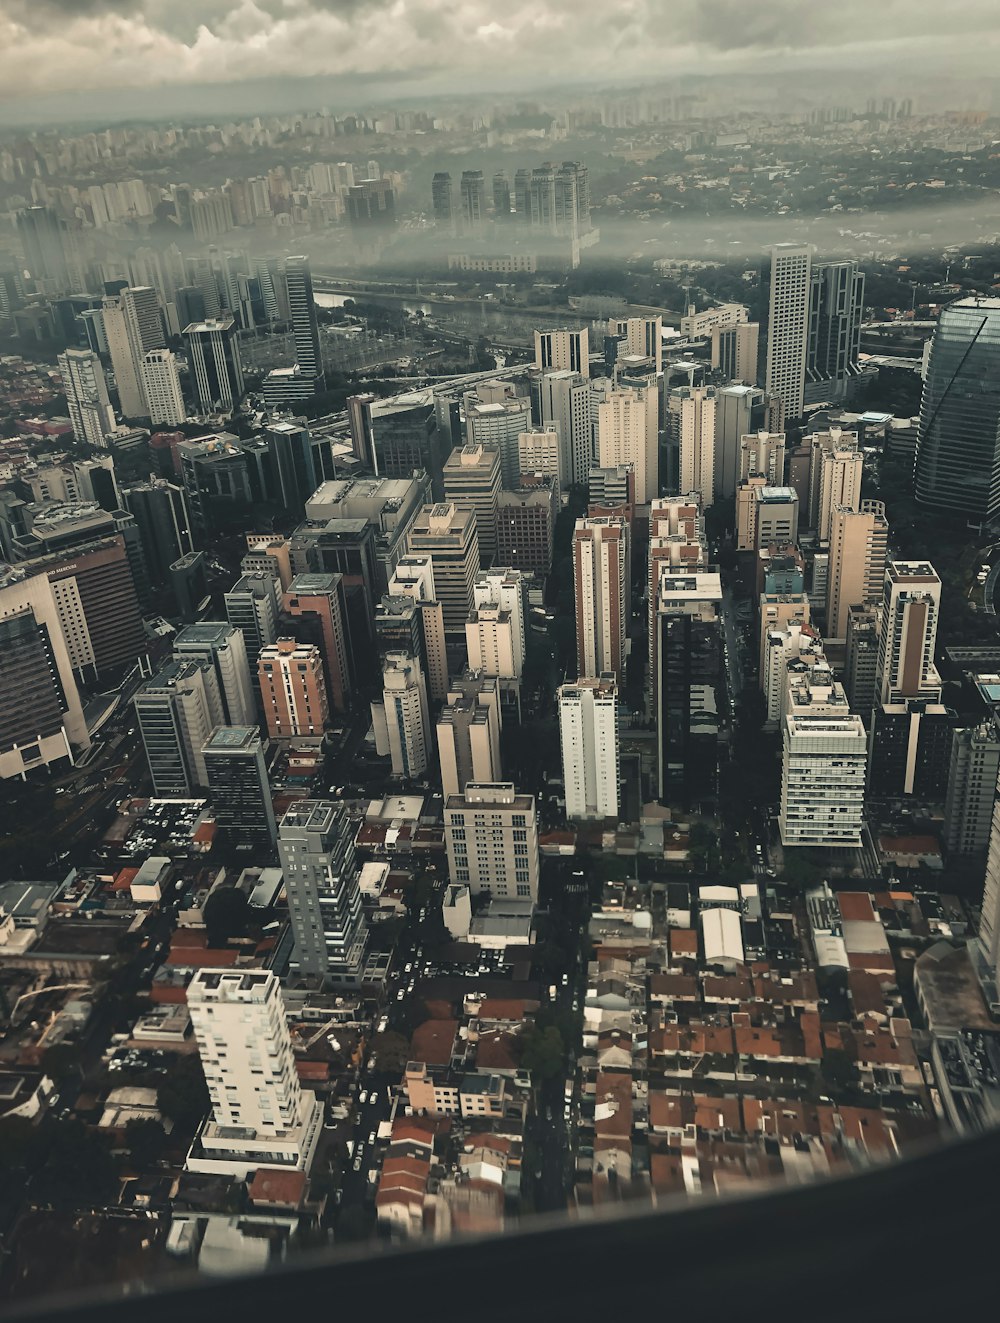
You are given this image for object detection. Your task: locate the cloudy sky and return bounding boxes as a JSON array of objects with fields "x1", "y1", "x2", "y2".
[{"x1": 1, "y1": 0, "x2": 999, "y2": 118}]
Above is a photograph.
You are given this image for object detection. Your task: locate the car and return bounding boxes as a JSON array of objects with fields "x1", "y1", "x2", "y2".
[
  {"x1": 352, "y1": 1155, "x2": 363, "y2": 1172},
  {"x1": 368, "y1": 1130, "x2": 377, "y2": 1145},
  {"x1": 396, "y1": 989, "x2": 405, "y2": 1000},
  {"x1": 561, "y1": 973, "x2": 569, "y2": 986},
  {"x1": 359, "y1": 1090, "x2": 368, "y2": 1104}
]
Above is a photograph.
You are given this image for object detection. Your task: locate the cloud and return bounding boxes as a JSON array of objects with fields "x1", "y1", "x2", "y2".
[{"x1": 0, "y1": 0, "x2": 998, "y2": 105}]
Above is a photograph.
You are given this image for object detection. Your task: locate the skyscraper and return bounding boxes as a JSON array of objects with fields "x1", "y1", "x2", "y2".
[
  {"x1": 141, "y1": 349, "x2": 186, "y2": 427},
  {"x1": 671, "y1": 385, "x2": 717, "y2": 502},
  {"x1": 805, "y1": 260, "x2": 865, "y2": 404},
  {"x1": 184, "y1": 317, "x2": 244, "y2": 414},
  {"x1": 432, "y1": 172, "x2": 454, "y2": 229},
  {"x1": 16, "y1": 205, "x2": 71, "y2": 292},
  {"x1": 710, "y1": 322, "x2": 759, "y2": 385},
  {"x1": 122, "y1": 478, "x2": 192, "y2": 585},
  {"x1": 826, "y1": 500, "x2": 889, "y2": 640},
  {"x1": 779, "y1": 663, "x2": 867, "y2": 847},
  {"x1": 492, "y1": 172, "x2": 511, "y2": 221},
  {"x1": 875, "y1": 561, "x2": 942, "y2": 706},
  {"x1": 443, "y1": 783, "x2": 540, "y2": 901},
  {"x1": 596, "y1": 387, "x2": 651, "y2": 504},
  {"x1": 370, "y1": 650, "x2": 431, "y2": 778},
  {"x1": 713, "y1": 384, "x2": 769, "y2": 499},
  {"x1": 466, "y1": 397, "x2": 532, "y2": 489},
  {"x1": 282, "y1": 572, "x2": 352, "y2": 713},
  {"x1": 573, "y1": 516, "x2": 627, "y2": 683},
  {"x1": 0, "y1": 569, "x2": 89, "y2": 780},
  {"x1": 258, "y1": 638, "x2": 329, "y2": 739},
  {"x1": 914, "y1": 296, "x2": 1000, "y2": 524},
  {"x1": 224, "y1": 571, "x2": 279, "y2": 672},
  {"x1": 945, "y1": 721, "x2": 1000, "y2": 858},
  {"x1": 816, "y1": 444, "x2": 863, "y2": 542},
  {"x1": 459, "y1": 170, "x2": 487, "y2": 235},
  {"x1": 103, "y1": 288, "x2": 165, "y2": 419},
  {"x1": 173, "y1": 622, "x2": 255, "y2": 726},
  {"x1": 202, "y1": 725, "x2": 277, "y2": 847},
  {"x1": 284, "y1": 255, "x2": 325, "y2": 392},
  {"x1": 761, "y1": 243, "x2": 812, "y2": 422},
  {"x1": 57, "y1": 348, "x2": 115, "y2": 447},
  {"x1": 186, "y1": 970, "x2": 323, "y2": 1179},
  {"x1": 276, "y1": 800, "x2": 367, "y2": 982},
  {"x1": 558, "y1": 675, "x2": 620, "y2": 821},
  {"x1": 533, "y1": 369, "x2": 592, "y2": 488},
  {"x1": 134, "y1": 658, "x2": 222, "y2": 796},
  {"x1": 436, "y1": 670, "x2": 502, "y2": 800},
  {"x1": 534, "y1": 328, "x2": 589, "y2": 376},
  {"x1": 608, "y1": 315, "x2": 662, "y2": 373},
  {"x1": 655, "y1": 567, "x2": 724, "y2": 806},
  {"x1": 405, "y1": 503, "x2": 480, "y2": 640},
  {"x1": 442, "y1": 444, "x2": 501, "y2": 564}
]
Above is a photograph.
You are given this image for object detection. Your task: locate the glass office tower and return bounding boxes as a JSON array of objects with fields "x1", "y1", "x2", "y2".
[{"x1": 915, "y1": 296, "x2": 1000, "y2": 523}]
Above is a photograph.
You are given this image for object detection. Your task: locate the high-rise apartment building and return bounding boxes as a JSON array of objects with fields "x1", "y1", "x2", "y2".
[
  {"x1": 185, "y1": 969, "x2": 323, "y2": 1179},
  {"x1": 277, "y1": 799, "x2": 367, "y2": 983},
  {"x1": 739, "y1": 430, "x2": 787, "y2": 486},
  {"x1": 844, "y1": 602, "x2": 880, "y2": 718},
  {"x1": 558, "y1": 675, "x2": 619, "y2": 821},
  {"x1": 532, "y1": 369, "x2": 592, "y2": 489},
  {"x1": 945, "y1": 721, "x2": 1000, "y2": 858},
  {"x1": 134, "y1": 658, "x2": 222, "y2": 796},
  {"x1": 436, "y1": 670, "x2": 502, "y2": 800},
  {"x1": 710, "y1": 322, "x2": 759, "y2": 385},
  {"x1": 202, "y1": 725, "x2": 277, "y2": 847},
  {"x1": 405, "y1": 503, "x2": 479, "y2": 641},
  {"x1": 173, "y1": 622, "x2": 255, "y2": 727},
  {"x1": 370, "y1": 650, "x2": 431, "y2": 779},
  {"x1": 573, "y1": 516, "x2": 627, "y2": 682},
  {"x1": 442, "y1": 444, "x2": 501, "y2": 564},
  {"x1": 224, "y1": 572, "x2": 279, "y2": 673},
  {"x1": 534, "y1": 328, "x2": 589, "y2": 376},
  {"x1": 259, "y1": 638, "x2": 329, "y2": 739},
  {"x1": 714, "y1": 384, "x2": 762, "y2": 500},
  {"x1": 761, "y1": 243, "x2": 812, "y2": 421},
  {"x1": 876, "y1": 562, "x2": 942, "y2": 706},
  {"x1": 671, "y1": 385, "x2": 717, "y2": 502},
  {"x1": 826, "y1": 500, "x2": 889, "y2": 640},
  {"x1": 281, "y1": 572, "x2": 352, "y2": 713},
  {"x1": 383, "y1": 555, "x2": 448, "y2": 701},
  {"x1": 914, "y1": 296, "x2": 1000, "y2": 524},
  {"x1": 816, "y1": 445, "x2": 863, "y2": 542},
  {"x1": 140, "y1": 348, "x2": 185, "y2": 427},
  {"x1": 444, "y1": 782, "x2": 540, "y2": 901},
  {"x1": 608, "y1": 316, "x2": 662, "y2": 373},
  {"x1": 184, "y1": 317, "x2": 244, "y2": 414},
  {"x1": 57, "y1": 348, "x2": 115, "y2": 447},
  {"x1": 778, "y1": 663, "x2": 867, "y2": 847},
  {"x1": 596, "y1": 386, "x2": 651, "y2": 504},
  {"x1": 517, "y1": 428, "x2": 561, "y2": 482}
]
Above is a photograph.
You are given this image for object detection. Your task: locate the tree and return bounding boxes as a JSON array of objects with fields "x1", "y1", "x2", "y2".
[
  {"x1": 519, "y1": 1023, "x2": 566, "y2": 1082},
  {"x1": 203, "y1": 885, "x2": 249, "y2": 947},
  {"x1": 120, "y1": 1118, "x2": 167, "y2": 1172},
  {"x1": 688, "y1": 823, "x2": 720, "y2": 873},
  {"x1": 372, "y1": 1030, "x2": 410, "y2": 1075},
  {"x1": 157, "y1": 1055, "x2": 209, "y2": 1130}
]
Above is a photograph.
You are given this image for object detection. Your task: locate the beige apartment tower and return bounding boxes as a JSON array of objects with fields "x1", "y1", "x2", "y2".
[
  {"x1": 825, "y1": 500, "x2": 889, "y2": 640},
  {"x1": 573, "y1": 516, "x2": 628, "y2": 683}
]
